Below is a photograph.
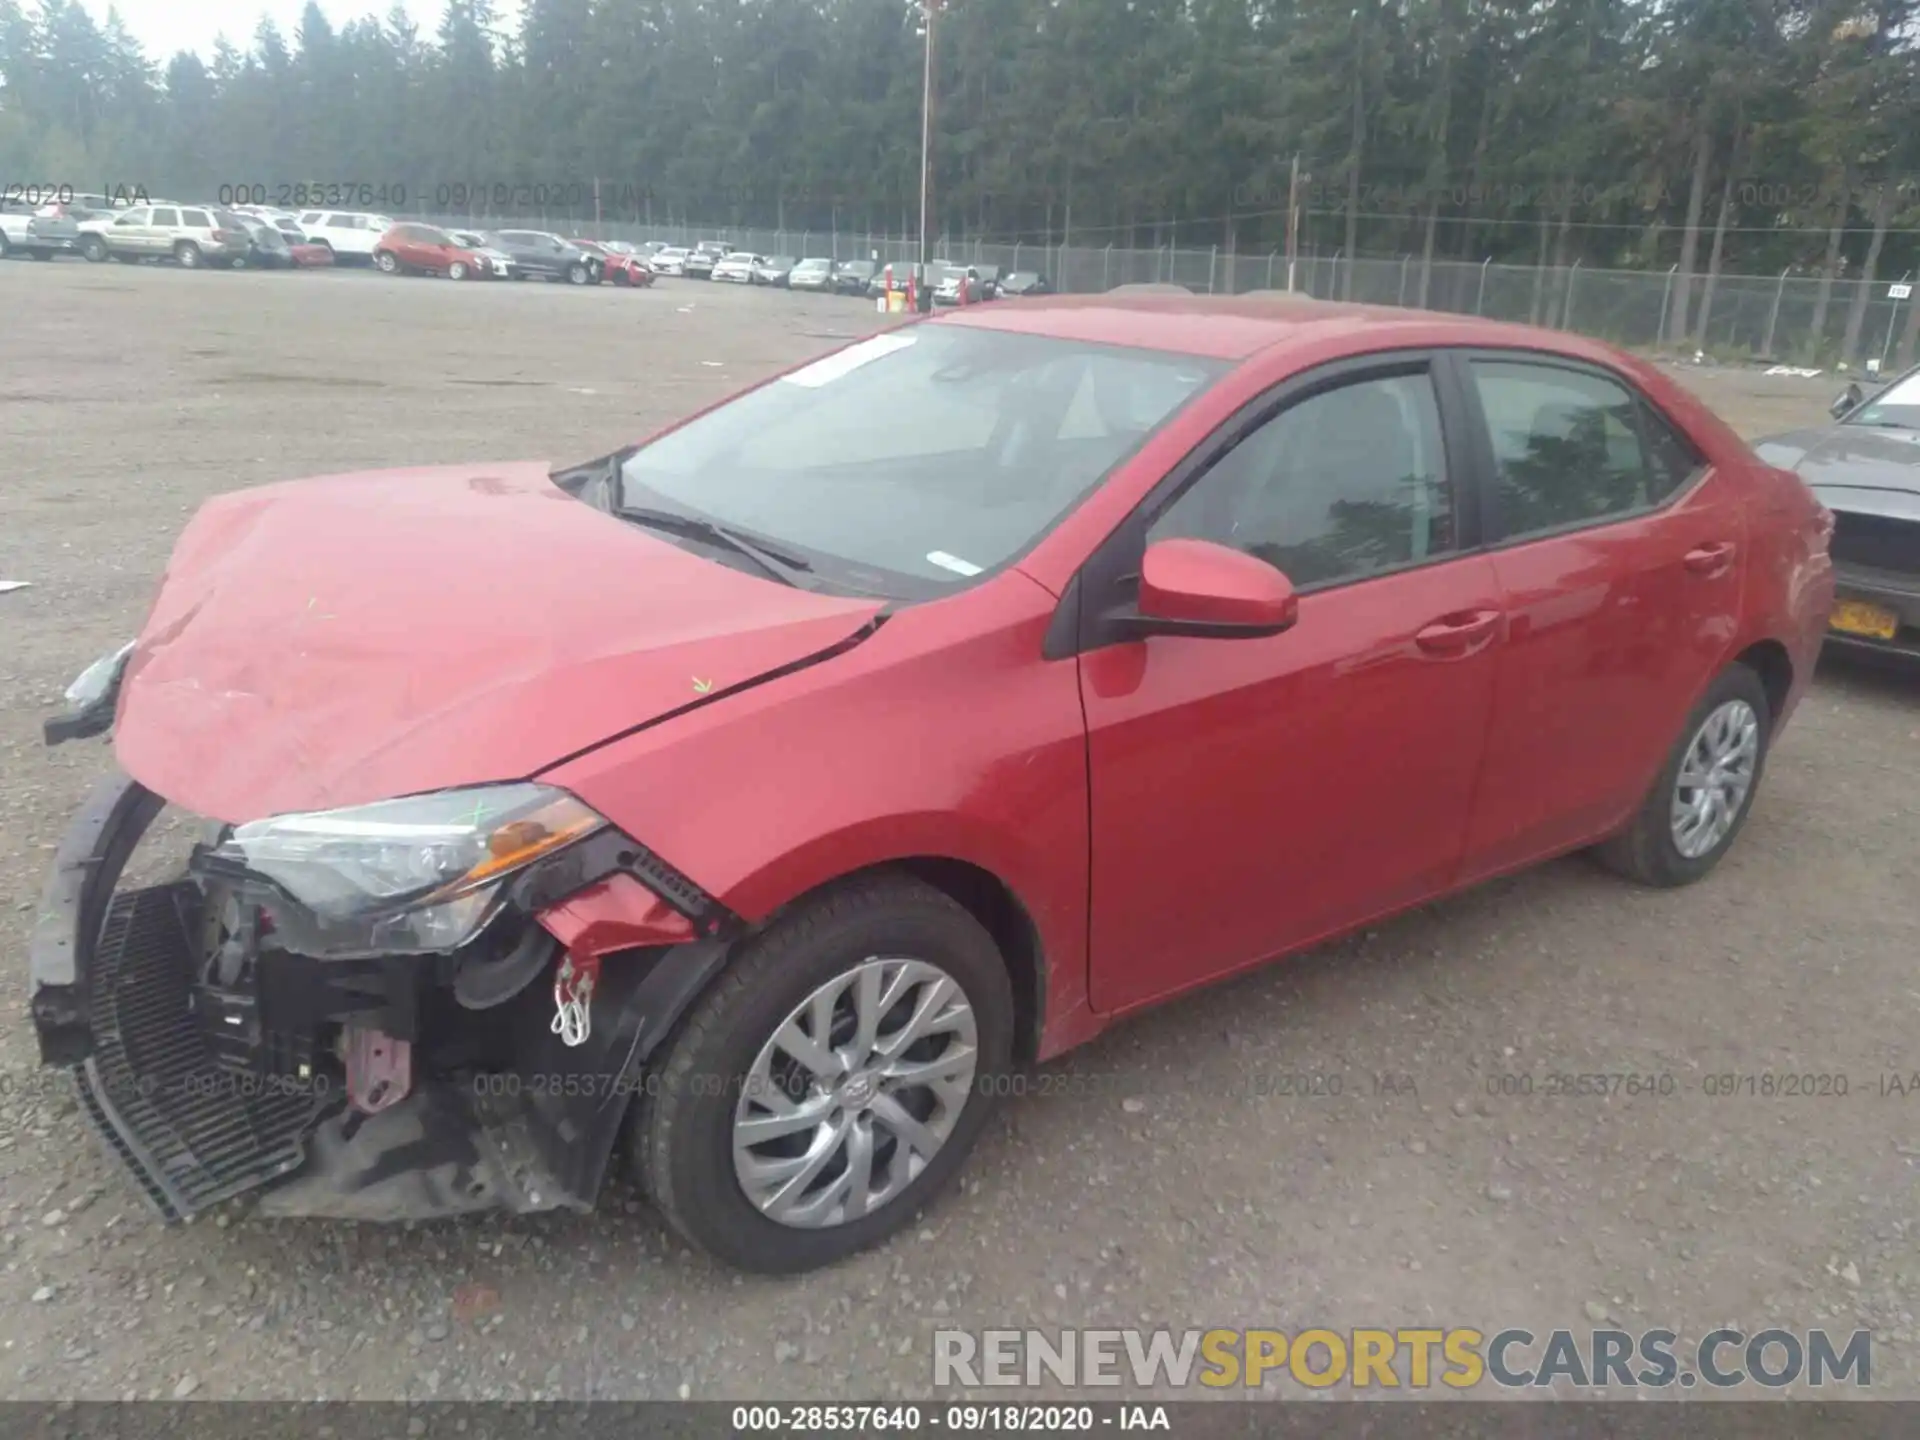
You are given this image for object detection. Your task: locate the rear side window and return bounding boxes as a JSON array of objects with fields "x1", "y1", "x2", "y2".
[
  {"x1": 1469, "y1": 360, "x2": 1675, "y2": 540},
  {"x1": 1641, "y1": 404, "x2": 1705, "y2": 502},
  {"x1": 150, "y1": 208, "x2": 179, "y2": 226}
]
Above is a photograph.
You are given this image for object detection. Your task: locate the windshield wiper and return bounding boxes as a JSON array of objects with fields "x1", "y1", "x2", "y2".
[{"x1": 618, "y1": 505, "x2": 815, "y2": 587}]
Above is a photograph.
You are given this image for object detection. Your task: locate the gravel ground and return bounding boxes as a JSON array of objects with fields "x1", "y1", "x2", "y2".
[{"x1": 0, "y1": 262, "x2": 1916, "y2": 1402}]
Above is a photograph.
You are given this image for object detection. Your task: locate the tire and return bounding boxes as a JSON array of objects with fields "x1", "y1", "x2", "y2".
[
  {"x1": 566, "y1": 262, "x2": 589, "y2": 285},
  {"x1": 375, "y1": 250, "x2": 399, "y2": 274},
  {"x1": 79, "y1": 234, "x2": 108, "y2": 263},
  {"x1": 1593, "y1": 664, "x2": 1772, "y2": 888},
  {"x1": 230, "y1": 254, "x2": 248, "y2": 270},
  {"x1": 448, "y1": 261, "x2": 470, "y2": 281},
  {"x1": 631, "y1": 873, "x2": 1013, "y2": 1274},
  {"x1": 0, "y1": 230, "x2": 10, "y2": 258},
  {"x1": 175, "y1": 241, "x2": 202, "y2": 268}
]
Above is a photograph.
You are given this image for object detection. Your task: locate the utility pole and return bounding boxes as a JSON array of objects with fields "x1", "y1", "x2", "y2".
[
  {"x1": 1285, "y1": 154, "x2": 1303, "y2": 293},
  {"x1": 917, "y1": 0, "x2": 938, "y2": 312}
]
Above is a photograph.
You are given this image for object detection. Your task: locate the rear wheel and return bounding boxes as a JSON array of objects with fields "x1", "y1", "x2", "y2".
[
  {"x1": 174, "y1": 241, "x2": 202, "y2": 269},
  {"x1": 1594, "y1": 664, "x2": 1771, "y2": 888},
  {"x1": 631, "y1": 874, "x2": 1011, "y2": 1273}
]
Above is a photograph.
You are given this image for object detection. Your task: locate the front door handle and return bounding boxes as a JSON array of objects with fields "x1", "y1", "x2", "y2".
[
  {"x1": 1415, "y1": 609, "x2": 1503, "y2": 656},
  {"x1": 1684, "y1": 541, "x2": 1737, "y2": 576}
]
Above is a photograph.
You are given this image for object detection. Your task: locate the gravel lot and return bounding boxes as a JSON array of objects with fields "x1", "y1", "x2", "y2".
[{"x1": 1, "y1": 263, "x2": 1916, "y2": 1402}]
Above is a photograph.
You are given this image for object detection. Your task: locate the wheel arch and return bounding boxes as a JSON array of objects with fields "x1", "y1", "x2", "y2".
[
  {"x1": 1731, "y1": 637, "x2": 1793, "y2": 733},
  {"x1": 735, "y1": 854, "x2": 1051, "y2": 1068}
]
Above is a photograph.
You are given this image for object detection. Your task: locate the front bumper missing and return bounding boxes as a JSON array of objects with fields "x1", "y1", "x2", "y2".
[{"x1": 29, "y1": 770, "x2": 737, "y2": 1225}]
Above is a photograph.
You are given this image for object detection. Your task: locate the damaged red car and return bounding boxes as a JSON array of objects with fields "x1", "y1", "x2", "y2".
[{"x1": 32, "y1": 295, "x2": 1833, "y2": 1273}]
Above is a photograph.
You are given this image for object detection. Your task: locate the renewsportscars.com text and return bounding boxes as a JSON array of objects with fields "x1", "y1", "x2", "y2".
[{"x1": 933, "y1": 1327, "x2": 1872, "y2": 1390}]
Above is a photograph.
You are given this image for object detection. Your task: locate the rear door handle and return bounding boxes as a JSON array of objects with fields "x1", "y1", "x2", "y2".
[
  {"x1": 1684, "y1": 541, "x2": 1737, "y2": 576},
  {"x1": 1415, "y1": 608, "x2": 1503, "y2": 656}
]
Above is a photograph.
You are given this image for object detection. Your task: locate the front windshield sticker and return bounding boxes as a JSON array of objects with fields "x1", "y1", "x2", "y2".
[
  {"x1": 926, "y1": 550, "x2": 984, "y2": 577},
  {"x1": 780, "y1": 332, "x2": 918, "y2": 389}
]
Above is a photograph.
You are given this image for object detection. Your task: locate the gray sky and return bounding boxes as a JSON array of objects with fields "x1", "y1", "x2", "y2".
[{"x1": 95, "y1": 0, "x2": 519, "y2": 62}]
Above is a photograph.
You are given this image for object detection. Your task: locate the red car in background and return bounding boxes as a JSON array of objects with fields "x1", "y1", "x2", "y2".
[
  {"x1": 371, "y1": 222, "x2": 486, "y2": 279},
  {"x1": 574, "y1": 239, "x2": 654, "y2": 287},
  {"x1": 32, "y1": 296, "x2": 1833, "y2": 1275}
]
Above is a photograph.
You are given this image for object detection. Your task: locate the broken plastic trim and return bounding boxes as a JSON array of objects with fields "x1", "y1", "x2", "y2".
[{"x1": 43, "y1": 640, "x2": 134, "y2": 746}]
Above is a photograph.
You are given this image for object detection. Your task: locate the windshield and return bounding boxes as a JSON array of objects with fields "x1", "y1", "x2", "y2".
[
  {"x1": 618, "y1": 326, "x2": 1224, "y2": 598},
  {"x1": 1849, "y1": 370, "x2": 1920, "y2": 431},
  {"x1": 796, "y1": 259, "x2": 831, "y2": 272}
]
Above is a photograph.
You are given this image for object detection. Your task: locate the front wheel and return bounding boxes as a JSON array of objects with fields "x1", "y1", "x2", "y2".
[
  {"x1": 375, "y1": 250, "x2": 399, "y2": 274},
  {"x1": 1593, "y1": 664, "x2": 1772, "y2": 887},
  {"x1": 448, "y1": 260, "x2": 469, "y2": 280},
  {"x1": 566, "y1": 262, "x2": 590, "y2": 285},
  {"x1": 631, "y1": 874, "x2": 1012, "y2": 1273}
]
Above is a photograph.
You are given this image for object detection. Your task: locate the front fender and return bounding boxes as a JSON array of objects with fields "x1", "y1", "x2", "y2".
[{"x1": 539, "y1": 581, "x2": 1094, "y2": 1056}]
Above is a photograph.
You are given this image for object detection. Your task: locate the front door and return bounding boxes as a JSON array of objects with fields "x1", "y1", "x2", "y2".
[{"x1": 1082, "y1": 359, "x2": 1504, "y2": 1014}]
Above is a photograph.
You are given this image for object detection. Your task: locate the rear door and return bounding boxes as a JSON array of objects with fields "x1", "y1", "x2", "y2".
[
  {"x1": 1450, "y1": 351, "x2": 1743, "y2": 880},
  {"x1": 1080, "y1": 353, "x2": 1504, "y2": 1013}
]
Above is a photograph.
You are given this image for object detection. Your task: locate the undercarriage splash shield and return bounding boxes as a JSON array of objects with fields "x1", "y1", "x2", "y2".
[{"x1": 78, "y1": 883, "x2": 326, "y2": 1221}]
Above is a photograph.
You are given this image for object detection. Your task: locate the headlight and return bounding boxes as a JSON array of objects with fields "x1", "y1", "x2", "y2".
[{"x1": 211, "y1": 782, "x2": 606, "y2": 957}]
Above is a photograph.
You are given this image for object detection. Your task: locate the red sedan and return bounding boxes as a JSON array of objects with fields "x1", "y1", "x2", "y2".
[
  {"x1": 31, "y1": 296, "x2": 1833, "y2": 1273},
  {"x1": 575, "y1": 239, "x2": 654, "y2": 287},
  {"x1": 371, "y1": 222, "x2": 486, "y2": 279}
]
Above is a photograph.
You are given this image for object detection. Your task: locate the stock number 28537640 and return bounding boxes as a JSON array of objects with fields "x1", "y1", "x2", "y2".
[{"x1": 218, "y1": 183, "x2": 408, "y2": 210}]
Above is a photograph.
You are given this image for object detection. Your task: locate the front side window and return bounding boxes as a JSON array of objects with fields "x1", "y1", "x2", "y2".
[
  {"x1": 1470, "y1": 360, "x2": 1674, "y2": 539},
  {"x1": 114, "y1": 209, "x2": 150, "y2": 226},
  {"x1": 619, "y1": 327, "x2": 1224, "y2": 597},
  {"x1": 1148, "y1": 371, "x2": 1456, "y2": 589}
]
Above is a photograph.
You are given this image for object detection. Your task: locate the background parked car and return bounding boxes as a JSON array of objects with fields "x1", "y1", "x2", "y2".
[
  {"x1": 294, "y1": 211, "x2": 396, "y2": 264},
  {"x1": 934, "y1": 263, "x2": 1000, "y2": 304},
  {"x1": 1, "y1": 198, "x2": 74, "y2": 259},
  {"x1": 374, "y1": 223, "x2": 487, "y2": 279},
  {"x1": 831, "y1": 258, "x2": 877, "y2": 295},
  {"x1": 650, "y1": 246, "x2": 691, "y2": 276},
  {"x1": 593, "y1": 244, "x2": 656, "y2": 287},
  {"x1": 446, "y1": 229, "x2": 515, "y2": 278},
  {"x1": 710, "y1": 251, "x2": 762, "y2": 283},
  {"x1": 484, "y1": 230, "x2": 599, "y2": 284},
  {"x1": 865, "y1": 259, "x2": 954, "y2": 300},
  {"x1": 684, "y1": 241, "x2": 728, "y2": 279},
  {"x1": 752, "y1": 255, "x2": 796, "y2": 286},
  {"x1": 787, "y1": 257, "x2": 836, "y2": 292},
  {"x1": 237, "y1": 219, "x2": 297, "y2": 268},
  {"x1": 996, "y1": 270, "x2": 1052, "y2": 297},
  {"x1": 77, "y1": 204, "x2": 252, "y2": 268}
]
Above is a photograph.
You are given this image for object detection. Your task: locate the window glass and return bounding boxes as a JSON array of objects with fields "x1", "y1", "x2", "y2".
[
  {"x1": 1470, "y1": 361, "x2": 1661, "y2": 537},
  {"x1": 150, "y1": 208, "x2": 179, "y2": 226},
  {"x1": 1148, "y1": 372, "x2": 1456, "y2": 588},
  {"x1": 181, "y1": 209, "x2": 210, "y2": 227},
  {"x1": 620, "y1": 327, "x2": 1223, "y2": 596},
  {"x1": 1640, "y1": 404, "x2": 1703, "y2": 502},
  {"x1": 114, "y1": 209, "x2": 150, "y2": 226}
]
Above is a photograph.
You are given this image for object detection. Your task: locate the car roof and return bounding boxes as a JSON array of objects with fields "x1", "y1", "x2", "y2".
[{"x1": 937, "y1": 291, "x2": 1615, "y2": 363}]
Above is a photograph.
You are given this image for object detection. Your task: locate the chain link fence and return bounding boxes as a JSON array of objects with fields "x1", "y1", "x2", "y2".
[{"x1": 406, "y1": 202, "x2": 1919, "y2": 369}]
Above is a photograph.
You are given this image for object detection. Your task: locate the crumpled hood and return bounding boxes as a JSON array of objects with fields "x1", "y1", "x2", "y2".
[
  {"x1": 1755, "y1": 425, "x2": 1920, "y2": 519},
  {"x1": 114, "y1": 462, "x2": 882, "y2": 822}
]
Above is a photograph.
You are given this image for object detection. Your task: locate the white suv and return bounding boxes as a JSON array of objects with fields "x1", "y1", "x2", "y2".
[{"x1": 295, "y1": 211, "x2": 396, "y2": 263}]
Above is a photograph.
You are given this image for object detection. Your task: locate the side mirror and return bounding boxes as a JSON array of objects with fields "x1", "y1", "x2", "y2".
[
  {"x1": 1831, "y1": 382, "x2": 1864, "y2": 420},
  {"x1": 1121, "y1": 538, "x2": 1298, "y2": 640}
]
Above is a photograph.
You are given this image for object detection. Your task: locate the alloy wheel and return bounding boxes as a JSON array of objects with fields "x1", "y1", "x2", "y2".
[
  {"x1": 1669, "y1": 698, "x2": 1760, "y2": 859},
  {"x1": 732, "y1": 956, "x2": 979, "y2": 1229}
]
